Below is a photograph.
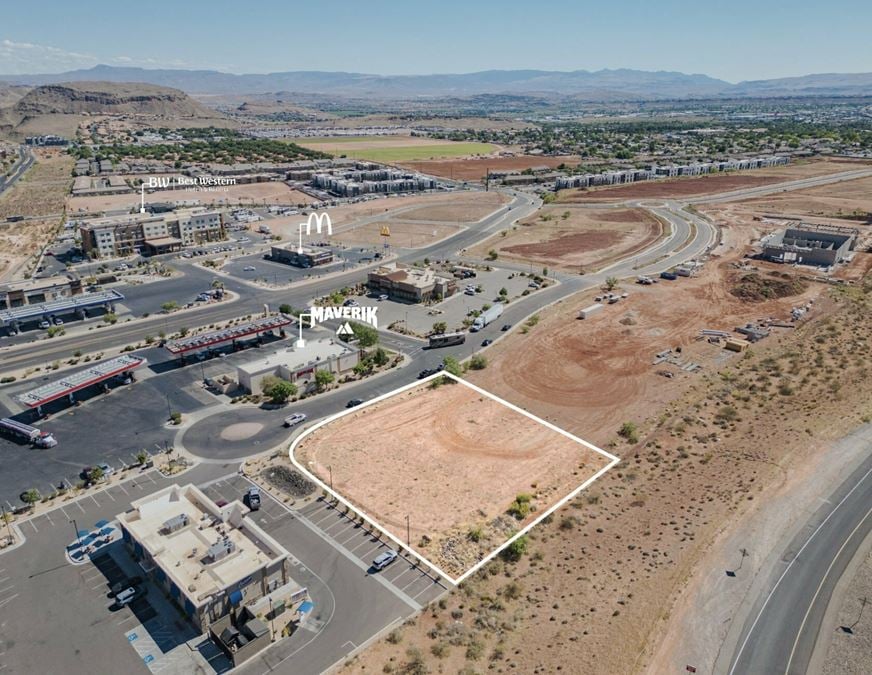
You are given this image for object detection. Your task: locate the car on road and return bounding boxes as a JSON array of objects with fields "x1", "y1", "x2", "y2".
[
  {"x1": 346, "y1": 398, "x2": 364, "y2": 408},
  {"x1": 110, "y1": 576, "x2": 143, "y2": 596},
  {"x1": 243, "y1": 265, "x2": 256, "y2": 272},
  {"x1": 181, "y1": 251, "x2": 193, "y2": 259},
  {"x1": 501, "y1": 324, "x2": 512, "y2": 331},
  {"x1": 481, "y1": 339, "x2": 493, "y2": 347},
  {"x1": 283, "y1": 413, "x2": 307, "y2": 428},
  {"x1": 418, "y1": 368, "x2": 435, "y2": 379},
  {"x1": 372, "y1": 549, "x2": 398, "y2": 571},
  {"x1": 245, "y1": 487, "x2": 261, "y2": 511},
  {"x1": 115, "y1": 586, "x2": 144, "y2": 606}
]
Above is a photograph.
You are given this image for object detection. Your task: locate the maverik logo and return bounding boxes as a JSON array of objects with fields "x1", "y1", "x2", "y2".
[
  {"x1": 297, "y1": 213, "x2": 333, "y2": 253},
  {"x1": 310, "y1": 305, "x2": 378, "y2": 329}
]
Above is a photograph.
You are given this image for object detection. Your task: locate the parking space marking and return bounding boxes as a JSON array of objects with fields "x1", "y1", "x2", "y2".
[
  {"x1": 0, "y1": 593, "x2": 18, "y2": 609},
  {"x1": 27, "y1": 520, "x2": 37, "y2": 533},
  {"x1": 43, "y1": 511, "x2": 54, "y2": 526},
  {"x1": 413, "y1": 584, "x2": 440, "y2": 601},
  {"x1": 330, "y1": 521, "x2": 357, "y2": 539},
  {"x1": 59, "y1": 506, "x2": 71, "y2": 520},
  {"x1": 75, "y1": 500, "x2": 86, "y2": 513},
  {"x1": 90, "y1": 495, "x2": 100, "y2": 507},
  {"x1": 0, "y1": 585, "x2": 14, "y2": 595},
  {"x1": 103, "y1": 489, "x2": 116, "y2": 501},
  {"x1": 117, "y1": 483, "x2": 129, "y2": 496}
]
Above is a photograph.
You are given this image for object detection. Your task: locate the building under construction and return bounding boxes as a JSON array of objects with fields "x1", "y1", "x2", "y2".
[{"x1": 761, "y1": 223, "x2": 859, "y2": 267}]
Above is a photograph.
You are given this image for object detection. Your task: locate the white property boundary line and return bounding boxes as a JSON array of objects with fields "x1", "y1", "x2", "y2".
[{"x1": 289, "y1": 370, "x2": 619, "y2": 586}]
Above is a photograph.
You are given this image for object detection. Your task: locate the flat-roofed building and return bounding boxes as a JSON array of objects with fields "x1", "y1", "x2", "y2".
[
  {"x1": 79, "y1": 207, "x2": 224, "y2": 258},
  {"x1": 367, "y1": 262, "x2": 456, "y2": 303},
  {"x1": 269, "y1": 243, "x2": 334, "y2": 268},
  {"x1": 117, "y1": 483, "x2": 298, "y2": 632},
  {"x1": 0, "y1": 275, "x2": 83, "y2": 309},
  {"x1": 236, "y1": 338, "x2": 360, "y2": 394},
  {"x1": 761, "y1": 223, "x2": 859, "y2": 267}
]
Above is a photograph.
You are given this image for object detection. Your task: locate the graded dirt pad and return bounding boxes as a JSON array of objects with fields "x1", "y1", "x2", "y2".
[
  {"x1": 295, "y1": 377, "x2": 611, "y2": 579},
  {"x1": 396, "y1": 189, "x2": 510, "y2": 221},
  {"x1": 557, "y1": 159, "x2": 872, "y2": 202},
  {"x1": 66, "y1": 181, "x2": 313, "y2": 213},
  {"x1": 400, "y1": 155, "x2": 580, "y2": 181},
  {"x1": 341, "y1": 249, "x2": 872, "y2": 675},
  {"x1": 470, "y1": 206, "x2": 662, "y2": 272},
  {"x1": 331, "y1": 220, "x2": 460, "y2": 248},
  {"x1": 295, "y1": 136, "x2": 496, "y2": 162}
]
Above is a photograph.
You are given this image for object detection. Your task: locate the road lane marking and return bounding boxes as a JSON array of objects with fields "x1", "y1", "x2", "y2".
[
  {"x1": 784, "y1": 503, "x2": 872, "y2": 674},
  {"x1": 728, "y1": 464, "x2": 872, "y2": 675}
]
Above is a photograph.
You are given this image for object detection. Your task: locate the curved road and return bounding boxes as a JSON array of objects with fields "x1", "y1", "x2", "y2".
[{"x1": 727, "y1": 447, "x2": 872, "y2": 674}]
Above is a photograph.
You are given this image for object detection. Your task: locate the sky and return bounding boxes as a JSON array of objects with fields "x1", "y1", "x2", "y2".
[{"x1": 2, "y1": 0, "x2": 871, "y2": 82}]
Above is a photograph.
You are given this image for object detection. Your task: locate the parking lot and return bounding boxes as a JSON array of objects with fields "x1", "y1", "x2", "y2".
[
  {"x1": 199, "y1": 475, "x2": 448, "y2": 609},
  {"x1": 218, "y1": 245, "x2": 384, "y2": 287},
  {"x1": 374, "y1": 264, "x2": 540, "y2": 335}
]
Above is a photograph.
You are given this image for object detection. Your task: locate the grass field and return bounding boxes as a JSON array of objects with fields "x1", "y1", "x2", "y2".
[{"x1": 292, "y1": 135, "x2": 496, "y2": 163}]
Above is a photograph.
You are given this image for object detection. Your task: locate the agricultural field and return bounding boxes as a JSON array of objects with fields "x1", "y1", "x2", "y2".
[
  {"x1": 0, "y1": 148, "x2": 72, "y2": 281},
  {"x1": 470, "y1": 206, "x2": 662, "y2": 272},
  {"x1": 293, "y1": 135, "x2": 496, "y2": 162},
  {"x1": 343, "y1": 233, "x2": 872, "y2": 675},
  {"x1": 294, "y1": 375, "x2": 613, "y2": 580}
]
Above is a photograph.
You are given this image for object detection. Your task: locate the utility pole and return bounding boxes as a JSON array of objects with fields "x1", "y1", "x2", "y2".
[
  {"x1": 328, "y1": 465, "x2": 333, "y2": 492},
  {"x1": 406, "y1": 514, "x2": 410, "y2": 547},
  {"x1": 1, "y1": 505, "x2": 13, "y2": 545},
  {"x1": 70, "y1": 517, "x2": 82, "y2": 549}
]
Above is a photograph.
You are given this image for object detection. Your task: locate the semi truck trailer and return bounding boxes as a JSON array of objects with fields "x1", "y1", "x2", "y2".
[
  {"x1": 471, "y1": 303, "x2": 504, "y2": 332},
  {"x1": 0, "y1": 418, "x2": 58, "y2": 448}
]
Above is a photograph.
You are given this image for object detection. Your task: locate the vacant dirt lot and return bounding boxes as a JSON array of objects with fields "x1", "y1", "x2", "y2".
[
  {"x1": 295, "y1": 377, "x2": 611, "y2": 579},
  {"x1": 342, "y1": 250, "x2": 872, "y2": 675},
  {"x1": 67, "y1": 180, "x2": 313, "y2": 213},
  {"x1": 398, "y1": 190, "x2": 509, "y2": 222},
  {"x1": 470, "y1": 206, "x2": 662, "y2": 272},
  {"x1": 332, "y1": 220, "x2": 460, "y2": 248},
  {"x1": 400, "y1": 155, "x2": 580, "y2": 181},
  {"x1": 0, "y1": 149, "x2": 71, "y2": 280},
  {"x1": 559, "y1": 159, "x2": 872, "y2": 202}
]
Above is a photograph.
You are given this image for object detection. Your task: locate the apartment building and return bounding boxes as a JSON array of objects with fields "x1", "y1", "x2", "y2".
[{"x1": 79, "y1": 208, "x2": 224, "y2": 258}]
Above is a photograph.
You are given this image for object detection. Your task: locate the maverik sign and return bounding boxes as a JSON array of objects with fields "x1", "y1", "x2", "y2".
[{"x1": 310, "y1": 305, "x2": 378, "y2": 329}]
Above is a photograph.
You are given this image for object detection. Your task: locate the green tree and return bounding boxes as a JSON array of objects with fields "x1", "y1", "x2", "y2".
[
  {"x1": 502, "y1": 535, "x2": 529, "y2": 562},
  {"x1": 441, "y1": 355, "x2": 462, "y2": 377},
  {"x1": 135, "y1": 450, "x2": 149, "y2": 466},
  {"x1": 605, "y1": 276, "x2": 619, "y2": 291},
  {"x1": 350, "y1": 322, "x2": 379, "y2": 347},
  {"x1": 279, "y1": 303, "x2": 293, "y2": 315},
  {"x1": 261, "y1": 376, "x2": 297, "y2": 404},
  {"x1": 618, "y1": 421, "x2": 639, "y2": 444},
  {"x1": 468, "y1": 354, "x2": 487, "y2": 370},
  {"x1": 314, "y1": 369, "x2": 335, "y2": 391},
  {"x1": 21, "y1": 489, "x2": 40, "y2": 505},
  {"x1": 161, "y1": 301, "x2": 179, "y2": 313},
  {"x1": 372, "y1": 347, "x2": 389, "y2": 366},
  {"x1": 87, "y1": 466, "x2": 104, "y2": 484},
  {"x1": 431, "y1": 321, "x2": 447, "y2": 335}
]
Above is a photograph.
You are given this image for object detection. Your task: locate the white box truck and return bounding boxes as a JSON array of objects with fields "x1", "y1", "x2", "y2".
[
  {"x1": 471, "y1": 303, "x2": 504, "y2": 331},
  {"x1": 578, "y1": 303, "x2": 603, "y2": 319}
]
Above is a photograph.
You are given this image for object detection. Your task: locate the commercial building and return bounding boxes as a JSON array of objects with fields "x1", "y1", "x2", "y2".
[
  {"x1": 367, "y1": 262, "x2": 456, "y2": 303},
  {"x1": 269, "y1": 243, "x2": 334, "y2": 268},
  {"x1": 0, "y1": 275, "x2": 83, "y2": 310},
  {"x1": 117, "y1": 484, "x2": 302, "y2": 633},
  {"x1": 761, "y1": 223, "x2": 859, "y2": 267},
  {"x1": 79, "y1": 207, "x2": 224, "y2": 258},
  {"x1": 236, "y1": 338, "x2": 360, "y2": 394}
]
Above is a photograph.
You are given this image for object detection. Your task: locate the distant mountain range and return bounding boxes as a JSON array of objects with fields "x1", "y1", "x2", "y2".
[{"x1": 2, "y1": 65, "x2": 871, "y2": 100}]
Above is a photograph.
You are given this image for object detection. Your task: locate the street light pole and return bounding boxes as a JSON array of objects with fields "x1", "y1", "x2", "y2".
[
  {"x1": 406, "y1": 514, "x2": 410, "y2": 547},
  {"x1": 1, "y1": 505, "x2": 13, "y2": 545},
  {"x1": 328, "y1": 465, "x2": 333, "y2": 492},
  {"x1": 70, "y1": 517, "x2": 81, "y2": 549},
  {"x1": 165, "y1": 394, "x2": 172, "y2": 421}
]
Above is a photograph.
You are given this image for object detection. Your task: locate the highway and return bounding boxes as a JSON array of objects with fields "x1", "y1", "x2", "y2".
[
  {"x1": 727, "y1": 449, "x2": 872, "y2": 675},
  {"x1": 0, "y1": 144, "x2": 33, "y2": 197}
]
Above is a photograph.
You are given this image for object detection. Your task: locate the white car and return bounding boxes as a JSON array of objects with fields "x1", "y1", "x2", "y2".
[
  {"x1": 373, "y1": 549, "x2": 398, "y2": 571},
  {"x1": 283, "y1": 413, "x2": 307, "y2": 428},
  {"x1": 39, "y1": 320, "x2": 51, "y2": 329},
  {"x1": 378, "y1": 294, "x2": 389, "y2": 301},
  {"x1": 115, "y1": 587, "x2": 140, "y2": 605},
  {"x1": 243, "y1": 265, "x2": 256, "y2": 272}
]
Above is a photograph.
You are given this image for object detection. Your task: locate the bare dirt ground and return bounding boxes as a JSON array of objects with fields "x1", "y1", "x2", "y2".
[
  {"x1": 558, "y1": 159, "x2": 872, "y2": 202},
  {"x1": 397, "y1": 190, "x2": 509, "y2": 222},
  {"x1": 331, "y1": 221, "x2": 461, "y2": 249},
  {"x1": 0, "y1": 148, "x2": 71, "y2": 281},
  {"x1": 66, "y1": 180, "x2": 313, "y2": 213},
  {"x1": 268, "y1": 191, "x2": 508, "y2": 243},
  {"x1": 295, "y1": 377, "x2": 611, "y2": 579},
  {"x1": 296, "y1": 136, "x2": 460, "y2": 153},
  {"x1": 340, "y1": 236, "x2": 872, "y2": 674},
  {"x1": 470, "y1": 206, "x2": 662, "y2": 272},
  {"x1": 821, "y1": 550, "x2": 872, "y2": 675},
  {"x1": 400, "y1": 155, "x2": 580, "y2": 181}
]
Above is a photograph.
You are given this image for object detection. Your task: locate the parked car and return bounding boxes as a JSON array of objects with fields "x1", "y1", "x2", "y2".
[
  {"x1": 246, "y1": 487, "x2": 261, "y2": 511},
  {"x1": 53, "y1": 317, "x2": 64, "y2": 326},
  {"x1": 111, "y1": 576, "x2": 143, "y2": 596},
  {"x1": 378, "y1": 294, "x2": 389, "y2": 301},
  {"x1": 96, "y1": 462, "x2": 115, "y2": 477},
  {"x1": 283, "y1": 413, "x2": 307, "y2": 428},
  {"x1": 372, "y1": 549, "x2": 398, "y2": 571},
  {"x1": 346, "y1": 399, "x2": 364, "y2": 408},
  {"x1": 243, "y1": 265, "x2": 256, "y2": 272},
  {"x1": 115, "y1": 586, "x2": 144, "y2": 606},
  {"x1": 39, "y1": 320, "x2": 51, "y2": 329}
]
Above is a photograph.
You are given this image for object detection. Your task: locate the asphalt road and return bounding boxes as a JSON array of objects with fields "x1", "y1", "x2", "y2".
[
  {"x1": 727, "y1": 449, "x2": 872, "y2": 675},
  {"x1": 0, "y1": 144, "x2": 32, "y2": 196}
]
